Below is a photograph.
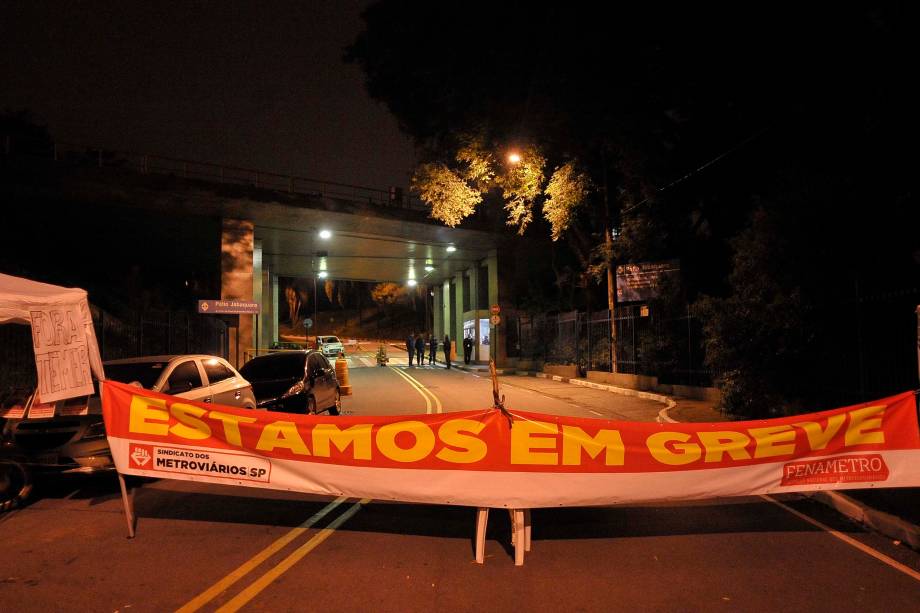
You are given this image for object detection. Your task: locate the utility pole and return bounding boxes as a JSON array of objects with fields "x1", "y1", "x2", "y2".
[{"x1": 602, "y1": 148, "x2": 619, "y2": 374}]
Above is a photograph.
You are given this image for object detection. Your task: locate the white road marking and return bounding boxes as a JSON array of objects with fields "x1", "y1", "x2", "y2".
[{"x1": 762, "y1": 495, "x2": 920, "y2": 582}]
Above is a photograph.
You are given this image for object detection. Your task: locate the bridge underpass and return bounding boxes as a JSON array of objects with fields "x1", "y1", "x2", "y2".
[
  {"x1": 1, "y1": 150, "x2": 515, "y2": 369},
  {"x1": 224, "y1": 202, "x2": 507, "y2": 367}
]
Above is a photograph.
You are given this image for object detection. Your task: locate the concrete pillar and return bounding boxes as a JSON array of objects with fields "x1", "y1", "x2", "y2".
[
  {"x1": 261, "y1": 270, "x2": 278, "y2": 348},
  {"x1": 469, "y1": 265, "x2": 480, "y2": 312},
  {"x1": 442, "y1": 280, "x2": 451, "y2": 348},
  {"x1": 270, "y1": 274, "x2": 279, "y2": 344},
  {"x1": 433, "y1": 285, "x2": 443, "y2": 339},
  {"x1": 468, "y1": 265, "x2": 480, "y2": 361},
  {"x1": 253, "y1": 240, "x2": 263, "y2": 355},
  {"x1": 454, "y1": 270, "x2": 465, "y2": 359},
  {"x1": 221, "y1": 218, "x2": 254, "y2": 368}
]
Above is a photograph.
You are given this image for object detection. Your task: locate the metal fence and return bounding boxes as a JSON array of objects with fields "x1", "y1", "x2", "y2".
[
  {"x1": 511, "y1": 304, "x2": 711, "y2": 386},
  {"x1": 95, "y1": 310, "x2": 228, "y2": 361},
  {"x1": 0, "y1": 309, "x2": 228, "y2": 393}
]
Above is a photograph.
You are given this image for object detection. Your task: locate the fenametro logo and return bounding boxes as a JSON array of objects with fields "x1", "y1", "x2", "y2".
[{"x1": 781, "y1": 454, "x2": 889, "y2": 486}]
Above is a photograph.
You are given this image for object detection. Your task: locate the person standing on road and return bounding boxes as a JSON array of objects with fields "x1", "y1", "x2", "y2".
[
  {"x1": 443, "y1": 334, "x2": 452, "y2": 369},
  {"x1": 406, "y1": 333, "x2": 414, "y2": 366},
  {"x1": 428, "y1": 334, "x2": 437, "y2": 365},
  {"x1": 463, "y1": 333, "x2": 474, "y2": 365},
  {"x1": 415, "y1": 334, "x2": 426, "y2": 366}
]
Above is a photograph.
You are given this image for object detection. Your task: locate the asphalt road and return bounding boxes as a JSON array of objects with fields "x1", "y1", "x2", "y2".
[{"x1": 2, "y1": 348, "x2": 918, "y2": 612}]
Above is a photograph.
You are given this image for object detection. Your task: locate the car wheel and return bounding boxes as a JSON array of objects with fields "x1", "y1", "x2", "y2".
[
  {"x1": 326, "y1": 389, "x2": 341, "y2": 416},
  {"x1": 307, "y1": 395, "x2": 317, "y2": 415},
  {"x1": 0, "y1": 460, "x2": 33, "y2": 512}
]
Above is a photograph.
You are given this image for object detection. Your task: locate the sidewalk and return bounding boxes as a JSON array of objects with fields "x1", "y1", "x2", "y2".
[{"x1": 470, "y1": 364, "x2": 920, "y2": 551}]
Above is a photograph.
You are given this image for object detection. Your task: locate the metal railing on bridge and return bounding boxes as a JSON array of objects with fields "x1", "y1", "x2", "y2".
[{"x1": 3, "y1": 134, "x2": 426, "y2": 211}]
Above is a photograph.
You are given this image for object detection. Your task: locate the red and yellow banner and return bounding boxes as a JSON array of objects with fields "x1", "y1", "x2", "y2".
[{"x1": 102, "y1": 381, "x2": 920, "y2": 507}]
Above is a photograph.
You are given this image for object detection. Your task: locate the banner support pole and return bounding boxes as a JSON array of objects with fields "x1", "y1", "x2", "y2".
[
  {"x1": 475, "y1": 508, "x2": 489, "y2": 563},
  {"x1": 117, "y1": 472, "x2": 136, "y2": 539}
]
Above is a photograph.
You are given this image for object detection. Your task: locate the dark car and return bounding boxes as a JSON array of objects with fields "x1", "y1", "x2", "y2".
[{"x1": 240, "y1": 350, "x2": 341, "y2": 415}]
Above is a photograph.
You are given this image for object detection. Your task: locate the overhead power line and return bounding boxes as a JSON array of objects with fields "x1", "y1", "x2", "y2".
[{"x1": 620, "y1": 126, "x2": 771, "y2": 216}]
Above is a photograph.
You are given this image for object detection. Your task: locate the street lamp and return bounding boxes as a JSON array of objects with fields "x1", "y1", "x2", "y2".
[
  {"x1": 313, "y1": 271, "x2": 328, "y2": 346},
  {"x1": 507, "y1": 151, "x2": 522, "y2": 164}
]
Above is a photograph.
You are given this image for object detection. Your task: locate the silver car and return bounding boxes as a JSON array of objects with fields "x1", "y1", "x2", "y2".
[{"x1": 1, "y1": 355, "x2": 256, "y2": 474}]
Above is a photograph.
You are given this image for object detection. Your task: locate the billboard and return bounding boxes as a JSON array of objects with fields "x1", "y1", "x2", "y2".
[{"x1": 616, "y1": 259, "x2": 680, "y2": 302}]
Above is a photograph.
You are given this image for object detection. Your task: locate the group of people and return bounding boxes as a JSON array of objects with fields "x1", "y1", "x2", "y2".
[{"x1": 405, "y1": 333, "x2": 452, "y2": 368}]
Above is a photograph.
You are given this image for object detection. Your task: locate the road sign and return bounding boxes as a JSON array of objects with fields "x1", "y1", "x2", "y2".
[
  {"x1": 198, "y1": 300, "x2": 261, "y2": 314},
  {"x1": 490, "y1": 314, "x2": 501, "y2": 326},
  {"x1": 490, "y1": 304, "x2": 501, "y2": 315},
  {"x1": 303, "y1": 318, "x2": 313, "y2": 329}
]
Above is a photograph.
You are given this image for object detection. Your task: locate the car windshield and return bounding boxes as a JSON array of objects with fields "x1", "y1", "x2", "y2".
[
  {"x1": 240, "y1": 352, "x2": 306, "y2": 381},
  {"x1": 321, "y1": 336, "x2": 340, "y2": 343},
  {"x1": 104, "y1": 362, "x2": 168, "y2": 389}
]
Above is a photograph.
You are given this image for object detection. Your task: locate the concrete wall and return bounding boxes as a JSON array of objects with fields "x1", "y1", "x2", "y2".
[
  {"x1": 586, "y1": 370, "x2": 721, "y2": 402},
  {"x1": 221, "y1": 218, "x2": 254, "y2": 368}
]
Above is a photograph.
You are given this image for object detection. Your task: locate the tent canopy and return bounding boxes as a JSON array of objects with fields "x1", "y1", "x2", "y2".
[
  {"x1": 0, "y1": 273, "x2": 105, "y2": 399},
  {"x1": 0, "y1": 273, "x2": 91, "y2": 325}
]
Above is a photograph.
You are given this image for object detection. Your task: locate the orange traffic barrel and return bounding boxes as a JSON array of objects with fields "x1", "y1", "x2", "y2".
[{"x1": 335, "y1": 353, "x2": 353, "y2": 396}]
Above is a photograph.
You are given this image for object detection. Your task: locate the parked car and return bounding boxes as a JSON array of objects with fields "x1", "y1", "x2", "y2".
[
  {"x1": 270, "y1": 341, "x2": 303, "y2": 350},
  {"x1": 0, "y1": 355, "x2": 257, "y2": 474},
  {"x1": 240, "y1": 350, "x2": 341, "y2": 415},
  {"x1": 315, "y1": 335, "x2": 345, "y2": 358}
]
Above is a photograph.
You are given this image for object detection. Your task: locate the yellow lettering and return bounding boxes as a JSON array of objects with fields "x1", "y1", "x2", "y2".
[
  {"x1": 699, "y1": 431, "x2": 752, "y2": 462},
  {"x1": 313, "y1": 424, "x2": 372, "y2": 460},
  {"x1": 510, "y1": 420, "x2": 558, "y2": 465},
  {"x1": 646, "y1": 432, "x2": 701, "y2": 465},
  {"x1": 561, "y1": 426, "x2": 625, "y2": 466},
  {"x1": 845, "y1": 405, "x2": 886, "y2": 447},
  {"x1": 209, "y1": 410, "x2": 257, "y2": 447},
  {"x1": 376, "y1": 421, "x2": 435, "y2": 462},
  {"x1": 255, "y1": 421, "x2": 310, "y2": 455},
  {"x1": 748, "y1": 425, "x2": 796, "y2": 459},
  {"x1": 169, "y1": 403, "x2": 212, "y2": 440},
  {"x1": 436, "y1": 419, "x2": 487, "y2": 464},
  {"x1": 795, "y1": 414, "x2": 846, "y2": 450},
  {"x1": 128, "y1": 395, "x2": 169, "y2": 436}
]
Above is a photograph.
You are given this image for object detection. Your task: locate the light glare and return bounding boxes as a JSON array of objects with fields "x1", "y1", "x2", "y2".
[{"x1": 319, "y1": 229, "x2": 332, "y2": 239}]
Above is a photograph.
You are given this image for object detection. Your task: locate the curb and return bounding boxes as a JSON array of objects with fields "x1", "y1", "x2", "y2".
[{"x1": 808, "y1": 490, "x2": 920, "y2": 551}]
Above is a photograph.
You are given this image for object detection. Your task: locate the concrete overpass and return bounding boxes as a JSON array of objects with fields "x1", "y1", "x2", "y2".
[
  {"x1": 2, "y1": 147, "x2": 512, "y2": 367},
  {"x1": 221, "y1": 197, "x2": 506, "y2": 367}
]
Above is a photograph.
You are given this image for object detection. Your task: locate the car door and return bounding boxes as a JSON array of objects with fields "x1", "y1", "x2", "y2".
[
  {"x1": 160, "y1": 359, "x2": 210, "y2": 402},
  {"x1": 307, "y1": 353, "x2": 333, "y2": 409},
  {"x1": 202, "y1": 357, "x2": 253, "y2": 408}
]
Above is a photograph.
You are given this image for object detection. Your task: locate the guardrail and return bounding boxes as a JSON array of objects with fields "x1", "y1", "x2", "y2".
[{"x1": 3, "y1": 135, "x2": 426, "y2": 211}]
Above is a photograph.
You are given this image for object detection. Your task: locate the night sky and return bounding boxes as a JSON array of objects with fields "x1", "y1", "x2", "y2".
[{"x1": 0, "y1": 1, "x2": 416, "y2": 190}]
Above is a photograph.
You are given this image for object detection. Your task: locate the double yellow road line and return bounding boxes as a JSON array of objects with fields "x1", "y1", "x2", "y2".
[
  {"x1": 388, "y1": 365, "x2": 443, "y2": 414},
  {"x1": 177, "y1": 496, "x2": 370, "y2": 612},
  {"x1": 179, "y1": 364, "x2": 442, "y2": 611}
]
